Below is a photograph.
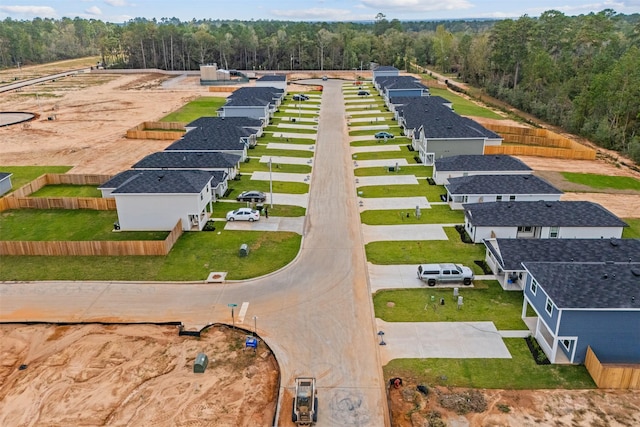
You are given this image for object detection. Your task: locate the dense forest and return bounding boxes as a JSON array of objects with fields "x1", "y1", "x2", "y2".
[{"x1": 1, "y1": 11, "x2": 639, "y2": 162}]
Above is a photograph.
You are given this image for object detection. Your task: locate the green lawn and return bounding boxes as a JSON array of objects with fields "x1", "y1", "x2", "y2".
[
  {"x1": 361, "y1": 205, "x2": 463, "y2": 225},
  {"x1": 225, "y1": 175, "x2": 308, "y2": 196},
  {"x1": 0, "y1": 166, "x2": 72, "y2": 192},
  {"x1": 623, "y1": 218, "x2": 640, "y2": 238},
  {"x1": 0, "y1": 209, "x2": 167, "y2": 241},
  {"x1": 560, "y1": 172, "x2": 640, "y2": 191},
  {"x1": 384, "y1": 339, "x2": 595, "y2": 389},
  {"x1": 355, "y1": 165, "x2": 430, "y2": 177},
  {"x1": 365, "y1": 227, "x2": 485, "y2": 273},
  {"x1": 374, "y1": 281, "x2": 526, "y2": 330},
  {"x1": 0, "y1": 228, "x2": 301, "y2": 281},
  {"x1": 160, "y1": 96, "x2": 227, "y2": 122},
  {"x1": 29, "y1": 184, "x2": 101, "y2": 198},
  {"x1": 264, "y1": 126, "x2": 318, "y2": 135},
  {"x1": 352, "y1": 148, "x2": 418, "y2": 163},
  {"x1": 358, "y1": 180, "x2": 445, "y2": 202},
  {"x1": 429, "y1": 88, "x2": 504, "y2": 119}
]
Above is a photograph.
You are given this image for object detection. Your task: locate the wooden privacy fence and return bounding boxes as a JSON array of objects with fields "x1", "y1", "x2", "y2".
[
  {"x1": 10, "y1": 173, "x2": 112, "y2": 198},
  {"x1": 208, "y1": 86, "x2": 240, "y2": 92},
  {"x1": 0, "y1": 221, "x2": 183, "y2": 256},
  {"x1": 585, "y1": 346, "x2": 640, "y2": 389},
  {"x1": 126, "y1": 121, "x2": 186, "y2": 140},
  {"x1": 483, "y1": 124, "x2": 596, "y2": 160}
]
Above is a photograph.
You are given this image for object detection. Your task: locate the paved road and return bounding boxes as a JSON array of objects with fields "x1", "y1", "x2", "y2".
[{"x1": 0, "y1": 79, "x2": 389, "y2": 426}]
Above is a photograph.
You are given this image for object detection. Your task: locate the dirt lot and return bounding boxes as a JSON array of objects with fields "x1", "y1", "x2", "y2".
[
  {"x1": 1, "y1": 61, "x2": 639, "y2": 426},
  {"x1": 0, "y1": 324, "x2": 279, "y2": 427}
]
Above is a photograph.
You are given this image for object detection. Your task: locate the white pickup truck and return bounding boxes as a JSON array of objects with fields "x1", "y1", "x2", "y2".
[{"x1": 417, "y1": 263, "x2": 474, "y2": 286}]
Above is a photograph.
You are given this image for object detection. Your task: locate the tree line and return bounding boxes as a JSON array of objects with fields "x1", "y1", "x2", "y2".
[{"x1": 1, "y1": 11, "x2": 639, "y2": 162}]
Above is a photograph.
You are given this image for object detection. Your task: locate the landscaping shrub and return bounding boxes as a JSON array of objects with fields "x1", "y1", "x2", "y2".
[{"x1": 525, "y1": 335, "x2": 551, "y2": 365}]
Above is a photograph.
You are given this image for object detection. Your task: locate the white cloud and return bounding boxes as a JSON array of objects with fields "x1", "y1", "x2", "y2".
[
  {"x1": 270, "y1": 8, "x2": 355, "y2": 20},
  {"x1": 85, "y1": 6, "x2": 103, "y2": 16},
  {"x1": 104, "y1": 0, "x2": 129, "y2": 6},
  {"x1": 0, "y1": 5, "x2": 57, "y2": 18},
  {"x1": 360, "y1": 0, "x2": 473, "y2": 13}
]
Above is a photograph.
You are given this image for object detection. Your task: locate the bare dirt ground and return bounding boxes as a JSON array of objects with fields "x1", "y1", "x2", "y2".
[
  {"x1": 0, "y1": 324, "x2": 279, "y2": 427},
  {"x1": 1, "y1": 61, "x2": 639, "y2": 426}
]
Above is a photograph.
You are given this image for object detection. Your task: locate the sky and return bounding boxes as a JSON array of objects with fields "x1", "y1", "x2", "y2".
[{"x1": 1, "y1": 0, "x2": 639, "y2": 23}]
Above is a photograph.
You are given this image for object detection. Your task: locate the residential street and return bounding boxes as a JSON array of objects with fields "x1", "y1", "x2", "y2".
[{"x1": 0, "y1": 79, "x2": 389, "y2": 426}]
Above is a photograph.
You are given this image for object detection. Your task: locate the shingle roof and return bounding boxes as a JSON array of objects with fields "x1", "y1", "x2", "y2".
[
  {"x1": 464, "y1": 201, "x2": 627, "y2": 227},
  {"x1": 523, "y1": 262, "x2": 640, "y2": 309},
  {"x1": 257, "y1": 75, "x2": 286, "y2": 81},
  {"x1": 376, "y1": 75, "x2": 428, "y2": 91},
  {"x1": 166, "y1": 117, "x2": 260, "y2": 152},
  {"x1": 185, "y1": 116, "x2": 262, "y2": 131},
  {"x1": 435, "y1": 155, "x2": 532, "y2": 172},
  {"x1": 446, "y1": 174, "x2": 562, "y2": 195},
  {"x1": 374, "y1": 65, "x2": 399, "y2": 72},
  {"x1": 0, "y1": 172, "x2": 12, "y2": 181},
  {"x1": 486, "y1": 238, "x2": 640, "y2": 271},
  {"x1": 99, "y1": 170, "x2": 141, "y2": 189},
  {"x1": 111, "y1": 170, "x2": 217, "y2": 194},
  {"x1": 396, "y1": 97, "x2": 501, "y2": 139},
  {"x1": 132, "y1": 151, "x2": 241, "y2": 169}
]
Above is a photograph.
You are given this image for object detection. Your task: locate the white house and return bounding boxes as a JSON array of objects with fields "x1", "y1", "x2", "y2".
[
  {"x1": 433, "y1": 154, "x2": 532, "y2": 185},
  {"x1": 463, "y1": 200, "x2": 628, "y2": 243}
]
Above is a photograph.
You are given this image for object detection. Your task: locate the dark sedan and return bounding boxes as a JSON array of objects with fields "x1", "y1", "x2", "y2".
[{"x1": 236, "y1": 190, "x2": 267, "y2": 202}]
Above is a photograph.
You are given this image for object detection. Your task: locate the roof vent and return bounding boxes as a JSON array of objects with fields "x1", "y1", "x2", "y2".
[
  {"x1": 523, "y1": 175, "x2": 529, "y2": 179},
  {"x1": 610, "y1": 238, "x2": 619, "y2": 247},
  {"x1": 602, "y1": 273, "x2": 608, "y2": 279},
  {"x1": 545, "y1": 202, "x2": 553, "y2": 207}
]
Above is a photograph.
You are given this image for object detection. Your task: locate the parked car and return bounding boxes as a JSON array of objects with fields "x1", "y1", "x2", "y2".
[
  {"x1": 417, "y1": 263, "x2": 474, "y2": 286},
  {"x1": 357, "y1": 90, "x2": 370, "y2": 96},
  {"x1": 374, "y1": 131, "x2": 394, "y2": 139},
  {"x1": 293, "y1": 94, "x2": 309, "y2": 101},
  {"x1": 226, "y1": 207, "x2": 260, "y2": 222},
  {"x1": 236, "y1": 190, "x2": 266, "y2": 202},
  {"x1": 322, "y1": 75, "x2": 328, "y2": 81}
]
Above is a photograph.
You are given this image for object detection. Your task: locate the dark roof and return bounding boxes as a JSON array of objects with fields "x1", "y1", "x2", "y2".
[
  {"x1": 227, "y1": 86, "x2": 284, "y2": 100},
  {"x1": 446, "y1": 174, "x2": 562, "y2": 195},
  {"x1": 0, "y1": 172, "x2": 12, "y2": 180},
  {"x1": 523, "y1": 262, "x2": 640, "y2": 309},
  {"x1": 185, "y1": 116, "x2": 262, "y2": 131},
  {"x1": 486, "y1": 238, "x2": 640, "y2": 271},
  {"x1": 376, "y1": 76, "x2": 428, "y2": 91},
  {"x1": 396, "y1": 97, "x2": 501, "y2": 139},
  {"x1": 99, "y1": 170, "x2": 141, "y2": 189},
  {"x1": 166, "y1": 117, "x2": 260, "y2": 152},
  {"x1": 464, "y1": 201, "x2": 628, "y2": 227},
  {"x1": 132, "y1": 151, "x2": 241, "y2": 169},
  {"x1": 435, "y1": 155, "x2": 532, "y2": 172},
  {"x1": 374, "y1": 65, "x2": 399, "y2": 72},
  {"x1": 111, "y1": 170, "x2": 218, "y2": 194},
  {"x1": 257, "y1": 75, "x2": 286, "y2": 82}
]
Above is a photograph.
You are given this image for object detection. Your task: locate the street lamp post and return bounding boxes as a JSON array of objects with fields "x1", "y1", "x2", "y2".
[
  {"x1": 269, "y1": 157, "x2": 273, "y2": 209},
  {"x1": 228, "y1": 303, "x2": 238, "y2": 329},
  {"x1": 253, "y1": 315, "x2": 258, "y2": 336}
]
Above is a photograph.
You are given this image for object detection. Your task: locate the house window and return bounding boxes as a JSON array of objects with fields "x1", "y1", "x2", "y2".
[
  {"x1": 545, "y1": 298, "x2": 554, "y2": 316},
  {"x1": 509, "y1": 195, "x2": 516, "y2": 201},
  {"x1": 562, "y1": 339, "x2": 572, "y2": 350},
  {"x1": 200, "y1": 192, "x2": 204, "y2": 200},
  {"x1": 530, "y1": 279, "x2": 538, "y2": 295},
  {"x1": 518, "y1": 226, "x2": 533, "y2": 232},
  {"x1": 549, "y1": 226, "x2": 559, "y2": 238},
  {"x1": 496, "y1": 195, "x2": 503, "y2": 201}
]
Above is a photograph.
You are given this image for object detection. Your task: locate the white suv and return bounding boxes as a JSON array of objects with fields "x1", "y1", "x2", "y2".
[{"x1": 417, "y1": 263, "x2": 474, "y2": 286}]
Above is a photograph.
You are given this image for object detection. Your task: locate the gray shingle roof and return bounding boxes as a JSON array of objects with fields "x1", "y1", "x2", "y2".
[
  {"x1": 257, "y1": 75, "x2": 286, "y2": 81},
  {"x1": 99, "y1": 170, "x2": 141, "y2": 189},
  {"x1": 111, "y1": 170, "x2": 217, "y2": 194},
  {"x1": 446, "y1": 174, "x2": 562, "y2": 195},
  {"x1": 486, "y1": 238, "x2": 640, "y2": 271},
  {"x1": 0, "y1": 172, "x2": 12, "y2": 180},
  {"x1": 166, "y1": 117, "x2": 260, "y2": 152},
  {"x1": 435, "y1": 155, "x2": 532, "y2": 172},
  {"x1": 523, "y1": 262, "x2": 640, "y2": 309},
  {"x1": 376, "y1": 76, "x2": 428, "y2": 91},
  {"x1": 185, "y1": 116, "x2": 262, "y2": 131},
  {"x1": 132, "y1": 151, "x2": 241, "y2": 170},
  {"x1": 464, "y1": 201, "x2": 627, "y2": 227},
  {"x1": 374, "y1": 65, "x2": 399, "y2": 72}
]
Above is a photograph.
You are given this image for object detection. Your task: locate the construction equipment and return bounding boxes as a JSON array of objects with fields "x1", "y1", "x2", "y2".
[{"x1": 292, "y1": 377, "x2": 317, "y2": 425}]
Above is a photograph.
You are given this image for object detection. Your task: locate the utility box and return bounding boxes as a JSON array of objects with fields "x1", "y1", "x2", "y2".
[
  {"x1": 239, "y1": 243, "x2": 249, "y2": 257},
  {"x1": 194, "y1": 352, "x2": 208, "y2": 373}
]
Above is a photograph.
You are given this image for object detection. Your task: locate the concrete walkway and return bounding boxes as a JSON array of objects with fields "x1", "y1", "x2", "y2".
[
  {"x1": 349, "y1": 117, "x2": 388, "y2": 124},
  {"x1": 361, "y1": 224, "x2": 451, "y2": 244},
  {"x1": 224, "y1": 216, "x2": 305, "y2": 234},
  {"x1": 376, "y1": 320, "x2": 512, "y2": 364},
  {"x1": 357, "y1": 196, "x2": 430, "y2": 211},
  {"x1": 217, "y1": 192, "x2": 309, "y2": 208},
  {"x1": 266, "y1": 142, "x2": 315, "y2": 151},
  {"x1": 346, "y1": 110, "x2": 385, "y2": 116},
  {"x1": 276, "y1": 123, "x2": 317, "y2": 131},
  {"x1": 356, "y1": 175, "x2": 418, "y2": 187},
  {"x1": 279, "y1": 116, "x2": 317, "y2": 123},
  {"x1": 251, "y1": 171, "x2": 311, "y2": 183},
  {"x1": 258, "y1": 156, "x2": 313, "y2": 166},
  {"x1": 281, "y1": 109, "x2": 319, "y2": 115},
  {"x1": 354, "y1": 159, "x2": 409, "y2": 168}
]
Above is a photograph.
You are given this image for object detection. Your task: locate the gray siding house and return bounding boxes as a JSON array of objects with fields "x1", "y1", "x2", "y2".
[
  {"x1": 433, "y1": 154, "x2": 532, "y2": 185},
  {"x1": 484, "y1": 238, "x2": 640, "y2": 290},
  {"x1": 0, "y1": 172, "x2": 13, "y2": 196},
  {"x1": 463, "y1": 200, "x2": 627, "y2": 243},
  {"x1": 374, "y1": 75, "x2": 429, "y2": 101},
  {"x1": 218, "y1": 87, "x2": 284, "y2": 123},
  {"x1": 445, "y1": 174, "x2": 562, "y2": 209},
  {"x1": 372, "y1": 65, "x2": 399, "y2": 80},
  {"x1": 255, "y1": 74, "x2": 287, "y2": 90},
  {"x1": 522, "y1": 262, "x2": 640, "y2": 364}
]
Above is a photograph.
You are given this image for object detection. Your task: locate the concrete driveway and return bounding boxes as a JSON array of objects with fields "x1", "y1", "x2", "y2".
[
  {"x1": 351, "y1": 144, "x2": 401, "y2": 153},
  {"x1": 224, "y1": 216, "x2": 305, "y2": 234},
  {"x1": 354, "y1": 159, "x2": 409, "y2": 168},
  {"x1": 375, "y1": 319, "x2": 512, "y2": 364},
  {"x1": 355, "y1": 175, "x2": 418, "y2": 187},
  {"x1": 266, "y1": 142, "x2": 315, "y2": 151},
  {"x1": 361, "y1": 224, "x2": 451, "y2": 244},
  {"x1": 251, "y1": 171, "x2": 311, "y2": 183},
  {"x1": 258, "y1": 156, "x2": 313, "y2": 166},
  {"x1": 357, "y1": 196, "x2": 430, "y2": 212}
]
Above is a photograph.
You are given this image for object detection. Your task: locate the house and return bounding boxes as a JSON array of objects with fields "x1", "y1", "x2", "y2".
[
  {"x1": 165, "y1": 117, "x2": 263, "y2": 161},
  {"x1": 463, "y1": 201, "x2": 627, "y2": 243},
  {"x1": 0, "y1": 172, "x2": 13, "y2": 196},
  {"x1": 218, "y1": 87, "x2": 284, "y2": 123},
  {"x1": 394, "y1": 97, "x2": 502, "y2": 164},
  {"x1": 374, "y1": 75, "x2": 429, "y2": 101},
  {"x1": 445, "y1": 174, "x2": 562, "y2": 209},
  {"x1": 255, "y1": 74, "x2": 287, "y2": 90},
  {"x1": 433, "y1": 154, "x2": 532, "y2": 185},
  {"x1": 105, "y1": 170, "x2": 218, "y2": 231},
  {"x1": 132, "y1": 151, "x2": 242, "y2": 180},
  {"x1": 483, "y1": 238, "x2": 640, "y2": 290},
  {"x1": 521, "y1": 261, "x2": 640, "y2": 364},
  {"x1": 372, "y1": 65, "x2": 399, "y2": 80}
]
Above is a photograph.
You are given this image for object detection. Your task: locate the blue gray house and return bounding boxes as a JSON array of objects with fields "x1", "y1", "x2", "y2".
[
  {"x1": 433, "y1": 154, "x2": 532, "y2": 185},
  {"x1": 218, "y1": 87, "x2": 284, "y2": 123},
  {"x1": 372, "y1": 65, "x2": 399, "y2": 80},
  {"x1": 484, "y1": 238, "x2": 640, "y2": 290},
  {"x1": 255, "y1": 74, "x2": 287, "y2": 90},
  {"x1": 0, "y1": 172, "x2": 13, "y2": 196},
  {"x1": 445, "y1": 174, "x2": 562, "y2": 209},
  {"x1": 521, "y1": 261, "x2": 640, "y2": 364},
  {"x1": 463, "y1": 200, "x2": 627, "y2": 243},
  {"x1": 374, "y1": 75, "x2": 429, "y2": 101}
]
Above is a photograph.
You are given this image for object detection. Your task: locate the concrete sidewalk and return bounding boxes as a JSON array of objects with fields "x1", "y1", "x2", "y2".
[
  {"x1": 356, "y1": 175, "x2": 418, "y2": 187},
  {"x1": 251, "y1": 171, "x2": 311, "y2": 183},
  {"x1": 352, "y1": 144, "x2": 401, "y2": 153},
  {"x1": 354, "y1": 158, "x2": 409, "y2": 168},
  {"x1": 358, "y1": 196, "x2": 430, "y2": 211},
  {"x1": 266, "y1": 142, "x2": 315, "y2": 151},
  {"x1": 361, "y1": 224, "x2": 452, "y2": 244},
  {"x1": 376, "y1": 319, "x2": 512, "y2": 364},
  {"x1": 224, "y1": 216, "x2": 305, "y2": 234}
]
